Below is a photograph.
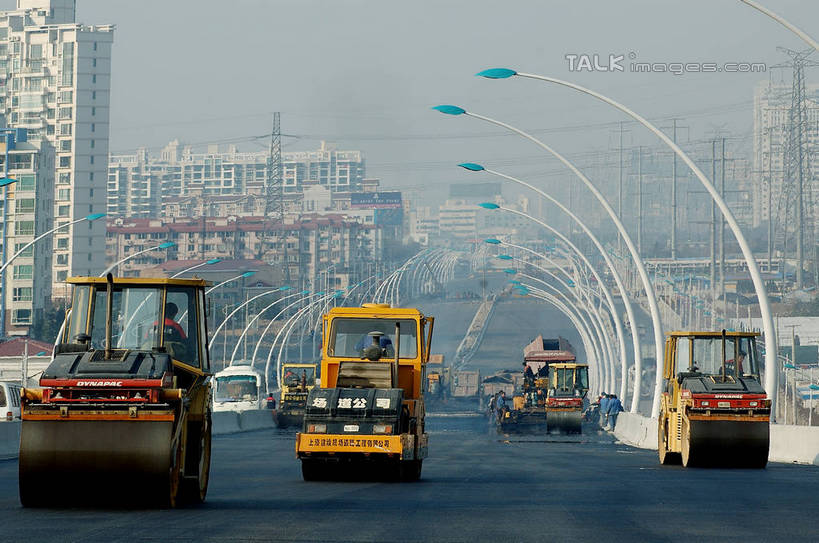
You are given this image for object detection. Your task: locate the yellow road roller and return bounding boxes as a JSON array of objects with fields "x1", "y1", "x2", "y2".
[
  {"x1": 658, "y1": 330, "x2": 770, "y2": 468},
  {"x1": 296, "y1": 303, "x2": 434, "y2": 481},
  {"x1": 19, "y1": 275, "x2": 213, "y2": 507}
]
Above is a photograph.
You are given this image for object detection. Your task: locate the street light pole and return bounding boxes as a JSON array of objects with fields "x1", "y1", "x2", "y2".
[
  {"x1": 100, "y1": 241, "x2": 176, "y2": 277},
  {"x1": 0, "y1": 211, "x2": 104, "y2": 337},
  {"x1": 471, "y1": 69, "x2": 779, "y2": 417},
  {"x1": 464, "y1": 164, "x2": 637, "y2": 408},
  {"x1": 739, "y1": 0, "x2": 819, "y2": 51},
  {"x1": 171, "y1": 258, "x2": 221, "y2": 278},
  {"x1": 517, "y1": 272, "x2": 611, "y2": 392},
  {"x1": 503, "y1": 252, "x2": 619, "y2": 395},
  {"x1": 480, "y1": 203, "x2": 638, "y2": 409},
  {"x1": 436, "y1": 105, "x2": 662, "y2": 416}
]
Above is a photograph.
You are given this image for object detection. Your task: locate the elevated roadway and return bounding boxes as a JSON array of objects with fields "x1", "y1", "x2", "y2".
[{"x1": 1, "y1": 421, "x2": 816, "y2": 541}]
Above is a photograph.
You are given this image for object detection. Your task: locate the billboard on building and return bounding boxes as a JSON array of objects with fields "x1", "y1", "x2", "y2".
[{"x1": 350, "y1": 191, "x2": 402, "y2": 209}]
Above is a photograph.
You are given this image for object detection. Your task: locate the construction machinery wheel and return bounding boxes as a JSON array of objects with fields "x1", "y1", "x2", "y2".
[
  {"x1": 179, "y1": 414, "x2": 212, "y2": 505},
  {"x1": 682, "y1": 418, "x2": 769, "y2": 469},
  {"x1": 658, "y1": 419, "x2": 681, "y2": 466},
  {"x1": 400, "y1": 460, "x2": 422, "y2": 482},
  {"x1": 547, "y1": 410, "x2": 582, "y2": 434},
  {"x1": 166, "y1": 437, "x2": 183, "y2": 508},
  {"x1": 19, "y1": 419, "x2": 176, "y2": 507}
]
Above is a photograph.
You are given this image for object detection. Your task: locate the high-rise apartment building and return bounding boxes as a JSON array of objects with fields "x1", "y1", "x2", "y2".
[
  {"x1": 753, "y1": 81, "x2": 819, "y2": 228},
  {"x1": 1, "y1": 132, "x2": 54, "y2": 335},
  {"x1": 107, "y1": 141, "x2": 365, "y2": 217},
  {"x1": 0, "y1": 0, "x2": 113, "y2": 298}
]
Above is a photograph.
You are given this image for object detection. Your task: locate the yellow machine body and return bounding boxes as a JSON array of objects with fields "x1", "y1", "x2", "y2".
[
  {"x1": 658, "y1": 331, "x2": 770, "y2": 468},
  {"x1": 296, "y1": 303, "x2": 434, "y2": 481},
  {"x1": 19, "y1": 276, "x2": 213, "y2": 507}
]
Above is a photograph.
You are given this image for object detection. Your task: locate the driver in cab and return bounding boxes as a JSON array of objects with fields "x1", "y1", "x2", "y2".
[{"x1": 161, "y1": 302, "x2": 187, "y2": 340}]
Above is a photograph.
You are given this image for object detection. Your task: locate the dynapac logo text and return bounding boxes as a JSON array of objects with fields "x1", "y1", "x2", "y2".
[{"x1": 75, "y1": 381, "x2": 123, "y2": 387}]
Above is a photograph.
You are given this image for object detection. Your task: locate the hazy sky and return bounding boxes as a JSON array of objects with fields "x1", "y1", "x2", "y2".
[{"x1": 50, "y1": 1, "x2": 819, "y2": 200}]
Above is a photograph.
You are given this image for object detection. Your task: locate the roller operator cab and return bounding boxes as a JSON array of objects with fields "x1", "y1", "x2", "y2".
[
  {"x1": 19, "y1": 276, "x2": 213, "y2": 507},
  {"x1": 274, "y1": 362, "x2": 317, "y2": 428},
  {"x1": 658, "y1": 331, "x2": 770, "y2": 468},
  {"x1": 545, "y1": 363, "x2": 589, "y2": 434},
  {"x1": 296, "y1": 303, "x2": 434, "y2": 481}
]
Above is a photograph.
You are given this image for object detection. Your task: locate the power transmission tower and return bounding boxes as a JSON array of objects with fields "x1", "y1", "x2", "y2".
[
  {"x1": 261, "y1": 112, "x2": 290, "y2": 282},
  {"x1": 774, "y1": 48, "x2": 818, "y2": 289}
]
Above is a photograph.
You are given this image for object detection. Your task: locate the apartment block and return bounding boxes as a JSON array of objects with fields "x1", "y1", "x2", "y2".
[
  {"x1": 0, "y1": 132, "x2": 54, "y2": 335},
  {"x1": 0, "y1": 0, "x2": 114, "y2": 298},
  {"x1": 753, "y1": 81, "x2": 819, "y2": 228},
  {"x1": 105, "y1": 214, "x2": 381, "y2": 291},
  {"x1": 107, "y1": 140, "x2": 366, "y2": 217}
]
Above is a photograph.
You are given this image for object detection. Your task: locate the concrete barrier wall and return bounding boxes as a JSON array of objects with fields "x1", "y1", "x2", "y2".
[
  {"x1": 212, "y1": 411, "x2": 242, "y2": 435},
  {"x1": 612, "y1": 413, "x2": 819, "y2": 466},
  {"x1": 0, "y1": 421, "x2": 20, "y2": 459},
  {"x1": 213, "y1": 409, "x2": 275, "y2": 435},
  {"x1": 770, "y1": 424, "x2": 819, "y2": 466},
  {"x1": 611, "y1": 412, "x2": 657, "y2": 450},
  {"x1": 239, "y1": 410, "x2": 276, "y2": 432}
]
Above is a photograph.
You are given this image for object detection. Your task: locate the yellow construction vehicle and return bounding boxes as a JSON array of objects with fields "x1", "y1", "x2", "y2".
[
  {"x1": 274, "y1": 362, "x2": 317, "y2": 428},
  {"x1": 19, "y1": 276, "x2": 213, "y2": 507},
  {"x1": 296, "y1": 303, "x2": 434, "y2": 481},
  {"x1": 658, "y1": 331, "x2": 770, "y2": 468},
  {"x1": 544, "y1": 362, "x2": 589, "y2": 434}
]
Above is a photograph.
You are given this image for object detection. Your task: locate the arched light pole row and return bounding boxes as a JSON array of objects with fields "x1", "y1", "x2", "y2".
[
  {"x1": 514, "y1": 280, "x2": 604, "y2": 393},
  {"x1": 376, "y1": 250, "x2": 427, "y2": 303},
  {"x1": 739, "y1": 0, "x2": 819, "y2": 51},
  {"x1": 227, "y1": 286, "x2": 297, "y2": 366},
  {"x1": 473, "y1": 69, "x2": 777, "y2": 415},
  {"x1": 435, "y1": 101, "x2": 660, "y2": 416},
  {"x1": 303, "y1": 288, "x2": 347, "y2": 356},
  {"x1": 391, "y1": 250, "x2": 438, "y2": 304},
  {"x1": 517, "y1": 280, "x2": 604, "y2": 392},
  {"x1": 558, "y1": 245, "x2": 629, "y2": 397},
  {"x1": 171, "y1": 258, "x2": 221, "y2": 278},
  {"x1": 516, "y1": 270, "x2": 610, "y2": 393},
  {"x1": 479, "y1": 203, "x2": 630, "y2": 408},
  {"x1": 100, "y1": 241, "x2": 177, "y2": 277},
  {"x1": 290, "y1": 289, "x2": 345, "y2": 366},
  {"x1": 373, "y1": 251, "x2": 421, "y2": 301},
  {"x1": 267, "y1": 291, "x2": 336, "y2": 391},
  {"x1": 1, "y1": 212, "x2": 106, "y2": 277},
  {"x1": 520, "y1": 285, "x2": 603, "y2": 396},
  {"x1": 463, "y1": 163, "x2": 635, "y2": 405},
  {"x1": 251, "y1": 290, "x2": 313, "y2": 369},
  {"x1": 521, "y1": 285, "x2": 604, "y2": 395},
  {"x1": 1, "y1": 212, "x2": 105, "y2": 338},
  {"x1": 206, "y1": 271, "x2": 256, "y2": 295},
  {"x1": 506, "y1": 255, "x2": 616, "y2": 394},
  {"x1": 341, "y1": 275, "x2": 378, "y2": 307},
  {"x1": 209, "y1": 286, "x2": 288, "y2": 350}
]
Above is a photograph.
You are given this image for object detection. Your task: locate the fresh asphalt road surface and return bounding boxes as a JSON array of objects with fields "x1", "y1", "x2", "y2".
[{"x1": 2, "y1": 416, "x2": 818, "y2": 542}]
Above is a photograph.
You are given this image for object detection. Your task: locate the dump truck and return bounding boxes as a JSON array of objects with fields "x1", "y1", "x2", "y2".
[
  {"x1": 296, "y1": 303, "x2": 433, "y2": 481},
  {"x1": 658, "y1": 330, "x2": 770, "y2": 468},
  {"x1": 19, "y1": 276, "x2": 213, "y2": 507},
  {"x1": 274, "y1": 362, "x2": 317, "y2": 428},
  {"x1": 545, "y1": 362, "x2": 589, "y2": 434}
]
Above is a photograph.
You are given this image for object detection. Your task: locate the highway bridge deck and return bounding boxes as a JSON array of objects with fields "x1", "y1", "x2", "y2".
[{"x1": 1, "y1": 417, "x2": 817, "y2": 541}]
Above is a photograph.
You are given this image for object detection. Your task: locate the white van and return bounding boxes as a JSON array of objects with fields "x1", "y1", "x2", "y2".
[{"x1": 0, "y1": 381, "x2": 22, "y2": 421}]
